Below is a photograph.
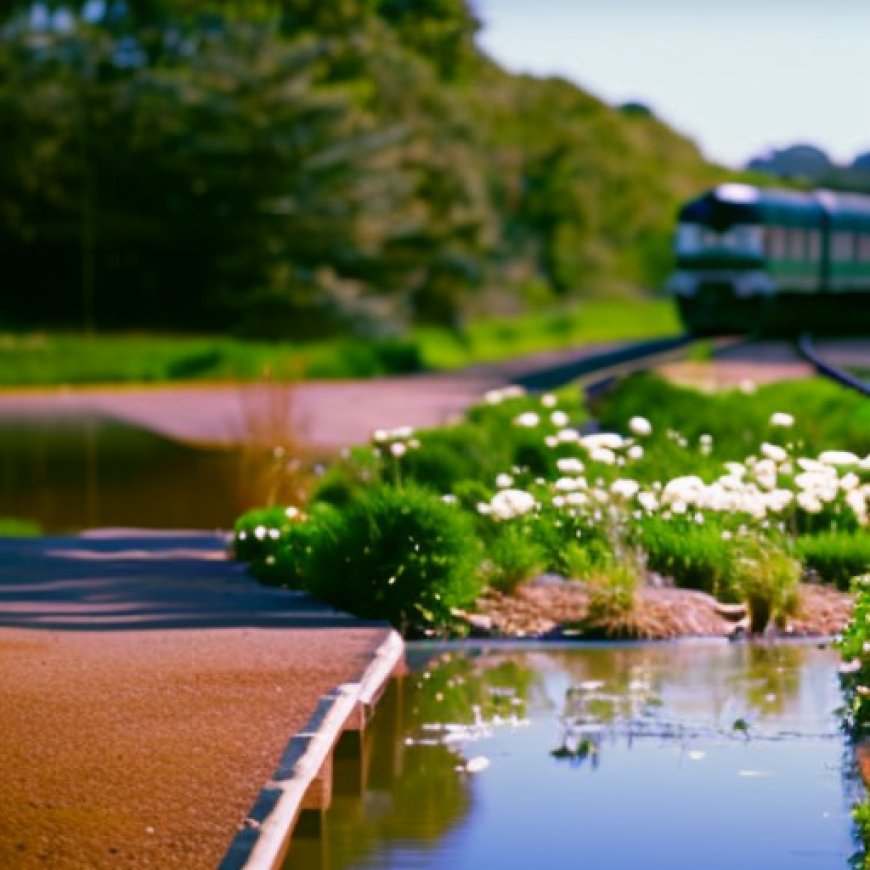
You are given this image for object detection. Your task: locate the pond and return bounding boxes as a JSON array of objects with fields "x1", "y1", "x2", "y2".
[
  {"x1": 286, "y1": 641, "x2": 863, "y2": 870},
  {"x1": 0, "y1": 414, "x2": 295, "y2": 532}
]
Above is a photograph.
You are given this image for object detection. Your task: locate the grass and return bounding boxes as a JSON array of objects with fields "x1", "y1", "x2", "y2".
[{"x1": 0, "y1": 299, "x2": 679, "y2": 386}]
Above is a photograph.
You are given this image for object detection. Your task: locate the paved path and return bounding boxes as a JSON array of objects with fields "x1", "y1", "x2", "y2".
[
  {"x1": 0, "y1": 532, "x2": 390, "y2": 869},
  {"x1": 0, "y1": 343, "x2": 626, "y2": 450}
]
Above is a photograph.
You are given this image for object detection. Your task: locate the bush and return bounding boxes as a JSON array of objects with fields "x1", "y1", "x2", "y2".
[
  {"x1": 797, "y1": 532, "x2": 870, "y2": 590},
  {"x1": 836, "y1": 576, "x2": 870, "y2": 737},
  {"x1": 233, "y1": 505, "x2": 299, "y2": 563},
  {"x1": 730, "y1": 536, "x2": 800, "y2": 634},
  {"x1": 481, "y1": 523, "x2": 546, "y2": 593},
  {"x1": 638, "y1": 516, "x2": 737, "y2": 598},
  {"x1": 305, "y1": 484, "x2": 482, "y2": 635}
]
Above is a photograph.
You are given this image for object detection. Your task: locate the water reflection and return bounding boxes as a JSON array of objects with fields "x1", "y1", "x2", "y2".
[
  {"x1": 0, "y1": 414, "x2": 279, "y2": 531},
  {"x1": 286, "y1": 643, "x2": 862, "y2": 870}
]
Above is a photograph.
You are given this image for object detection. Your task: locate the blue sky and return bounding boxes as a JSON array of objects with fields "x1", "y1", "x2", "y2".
[{"x1": 473, "y1": 0, "x2": 870, "y2": 168}]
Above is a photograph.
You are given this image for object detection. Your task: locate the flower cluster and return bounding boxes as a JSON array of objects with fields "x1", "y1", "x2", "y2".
[{"x1": 372, "y1": 425, "x2": 421, "y2": 458}]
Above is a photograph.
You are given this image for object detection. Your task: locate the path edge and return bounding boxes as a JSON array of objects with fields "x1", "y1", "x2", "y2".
[{"x1": 218, "y1": 629, "x2": 405, "y2": 870}]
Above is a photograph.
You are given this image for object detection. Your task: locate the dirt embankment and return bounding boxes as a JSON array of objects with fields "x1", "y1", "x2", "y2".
[{"x1": 462, "y1": 579, "x2": 852, "y2": 641}]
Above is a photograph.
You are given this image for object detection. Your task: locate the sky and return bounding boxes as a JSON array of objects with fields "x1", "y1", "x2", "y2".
[{"x1": 473, "y1": 0, "x2": 870, "y2": 169}]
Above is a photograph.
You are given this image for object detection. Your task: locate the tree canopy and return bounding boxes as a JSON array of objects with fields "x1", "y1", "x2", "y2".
[{"x1": 0, "y1": 1, "x2": 720, "y2": 335}]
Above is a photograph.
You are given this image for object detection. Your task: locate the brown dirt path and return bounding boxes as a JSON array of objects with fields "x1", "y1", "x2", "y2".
[{"x1": 0, "y1": 533, "x2": 390, "y2": 869}]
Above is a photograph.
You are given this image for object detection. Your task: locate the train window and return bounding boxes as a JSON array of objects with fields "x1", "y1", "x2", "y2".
[
  {"x1": 766, "y1": 227, "x2": 787, "y2": 260},
  {"x1": 859, "y1": 234, "x2": 870, "y2": 262},
  {"x1": 676, "y1": 224, "x2": 702, "y2": 254},
  {"x1": 833, "y1": 232, "x2": 854, "y2": 262},
  {"x1": 807, "y1": 230, "x2": 822, "y2": 262},
  {"x1": 789, "y1": 229, "x2": 805, "y2": 261}
]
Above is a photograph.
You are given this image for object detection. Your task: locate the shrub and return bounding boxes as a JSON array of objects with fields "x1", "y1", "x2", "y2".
[
  {"x1": 579, "y1": 560, "x2": 641, "y2": 638},
  {"x1": 836, "y1": 575, "x2": 870, "y2": 737},
  {"x1": 233, "y1": 505, "x2": 299, "y2": 563},
  {"x1": 305, "y1": 484, "x2": 482, "y2": 635},
  {"x1": 481, "y1": 523, "x2": 546, "y2": 593},
  {"x1": 730, "y1": 536, "x2": 800, "y2": 634},
  {"x1": 638, "y1": 516, "x2": 737, "y2": 598},
  {"x1": 797, "y1": 532, "x2": 870, "y2": 590}
]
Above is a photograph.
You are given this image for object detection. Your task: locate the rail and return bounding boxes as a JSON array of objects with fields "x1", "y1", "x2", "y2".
[
  {"x1": 510, "y1": 333, "x2": 699, "y2": 393},
  {"x1": 797, "y1": 334, "x2": 870, "y2": 398}
]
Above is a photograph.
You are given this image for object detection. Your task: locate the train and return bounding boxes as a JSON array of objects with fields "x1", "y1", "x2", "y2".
[{"x1": 667, "y1": 183, "x2": 870, "y2": 334}]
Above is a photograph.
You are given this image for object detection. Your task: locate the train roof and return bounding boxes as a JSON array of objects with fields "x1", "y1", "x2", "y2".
[{"x1": 680, "y1": 183, "x2": 870, "y2": 229}]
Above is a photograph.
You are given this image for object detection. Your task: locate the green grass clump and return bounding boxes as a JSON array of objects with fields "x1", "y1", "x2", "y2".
[
  {"x1": 797, "y1": 532, "x2": 870, "y2": 590},
  {"x1": 638, "y1": 516, "x2": 737, "y2": 598},
  {"x1": 480, "y1": 523, "x2": 547, "y2": 594},
  {"x1": 0, "y1": 517, "x2": 42, "y2": 536},
  {"x1": 729, "y1": 536, "x2": 800, "y2": 634}
]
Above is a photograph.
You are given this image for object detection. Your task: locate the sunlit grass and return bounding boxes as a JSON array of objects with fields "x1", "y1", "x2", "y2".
[{"x1": 0, "y1": 299, "x2": 679, "y2": 386}]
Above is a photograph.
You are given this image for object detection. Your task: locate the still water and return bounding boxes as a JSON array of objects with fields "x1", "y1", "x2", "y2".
[
  {"x1": 286, "y1": 642, "x2": 862, "y2": 870},
  {"x1": 0, "y1": 414, "x2": 290, "y2": 531}
]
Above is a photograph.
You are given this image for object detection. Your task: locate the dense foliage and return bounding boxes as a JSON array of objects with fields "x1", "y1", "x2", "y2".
[
  {"x1": 0, "y1": 1, "x2": 719, "y2": 336},
  {"x1": 235, "y1": 376, "x2": 869, "y2": 634}
]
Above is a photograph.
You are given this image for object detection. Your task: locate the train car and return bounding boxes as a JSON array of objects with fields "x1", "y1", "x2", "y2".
[{"x1": 667, "y1": 183, "x2": 870, "y2": 334}]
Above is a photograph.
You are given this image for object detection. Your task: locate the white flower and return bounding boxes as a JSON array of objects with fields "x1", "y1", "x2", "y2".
[
  {"x1": 765, "y1": 489, "x2": 794, "y2": 512},
  {"x1": 769, "y1": 412, "x2": 794, "y2": 427},
  {"x1": 254, "y1": 525, "x2": 267, "y2": 541},
  {"x1": 627, "y1": 444, "x2": 644, "y2": 461},
  {"x1": 839, "y1": 659, "x2": 862, "y2": 676},
  {"x1": 753, "y1": 458, "x2": 778, "y2": 491},
  {"x1": 581, "y1": 432, "x2": 624, "y2": 451},
  {"x1": 671, "y1": 499, "x2": 688, "y2": 515},
  {"x1": 550, "y1": 410, "x2": 570, "y2": 427},
  {"x1": 846, "y1": 490, "x2": 867, "y2": 524},
  {"x1": 739, "y1": 379, "x2": 757, "y2": 394},
  {"x1": 545, "y1": 436, "x2": 559, "y2": 448},
  {"x1": 556, "y1": 457, "x2": 585, "y2": 474},
  {"x1": 637, "y1": 491, "x2": 658, "y2": 512},
  {"x1": 390, "y1": 442, "x2": 407, "y2": 458},
  {"x1": 541, "y1": 393, "x2": 558, "y2": 408},
  {"x1": 760, "y1": 442, "x2": 788, "y2": 463},
  {"x1": 557, "y1": 428, "x2": 580, "y2": 443},
  {"x1": 628, "y1": 416, "x2": 652, "y2": 437},
  {"x1": 588, "y1": 447, "x2": 616, "y2": 465},
  {"x1": 441, "y1": 494, "x2": 458, "y2": 504},
  {"x1": 513, "y1": 412, "x2": 540, "y2": 428},
  {"x1": 797, "y1": 457, "x2": 833, "y2": 474},
  {"x1": 555, "y1": 477, "x2": 583, "y2": 492},
  {"x1": 565, "y1": 492, "x2": 589, "y2": 507},
  {"x1": 611, "y1": 479, "x2": 640, "y2": 499},
  {"x1": 724, "y1": 462, "x2": 746, "y2": 477},
  {"x1": 484, "y1": 385, "x2": 526, "y2": 405},
  {"x1": 796, "y1": 491, "x2": 823, "y2": 514},
  {"x1": 840, "y1": 472, "x2": 861, "y2": 492},
  {"x1": 819, "y1": 450, "x2": 860, "y2": 467},
  {"x1": 489, "y1": 489, "x2": 537, "y2": 520},
  {"x1": 495, "y1": 473, "x2": 514, "y2": 488}
]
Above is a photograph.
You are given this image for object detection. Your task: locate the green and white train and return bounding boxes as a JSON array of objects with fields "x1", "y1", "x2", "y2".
[{"x1": 668, "y1": 183, "x2": 870, "y2": 334}]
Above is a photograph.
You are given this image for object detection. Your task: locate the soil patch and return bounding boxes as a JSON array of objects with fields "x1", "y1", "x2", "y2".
[{"x1": 464, "y1": 579, "x2": 852, "y2": 641}]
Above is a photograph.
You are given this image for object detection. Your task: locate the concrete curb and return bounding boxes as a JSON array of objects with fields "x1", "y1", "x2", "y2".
[{"x1": 219, "y1": 630, "x2": 405, "y2": 870}]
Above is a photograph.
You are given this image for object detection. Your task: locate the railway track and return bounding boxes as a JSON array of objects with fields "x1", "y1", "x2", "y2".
[{"x1": 797, "y1": 333, "x2": 870, "y2": 398}]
